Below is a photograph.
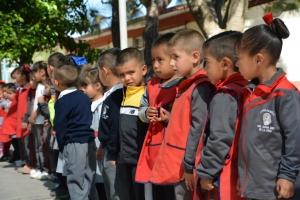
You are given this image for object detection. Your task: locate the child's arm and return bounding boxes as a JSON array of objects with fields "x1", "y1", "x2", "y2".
[
  {"x1": 53, "y1": 100, "x2": 67, "y2": 152},
  {"x1": 22, "y1": 99, "x2": 31, "y2": 130},
  {"x1": 276, "y1": 90, "x2": 300, "y2": 199},
  {"x1": 37, "y1": 101, "x2": 50, "y2": 118},
  {"x1": 196, "y1": 93, "x2": 237, "y2": 191},
  {"x1": 182, "y1": 86, "x2": 212, "y2": 191},
  {"x1": 139, "y1": 87, "x2": 153, "y2": 123},
  {"x1": 28, "y1": 110, "x2": 38, "y2": 124}
]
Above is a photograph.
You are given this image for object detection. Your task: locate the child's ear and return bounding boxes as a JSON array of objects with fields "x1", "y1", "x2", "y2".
[
  {"x1": 102, "y1": 66, "x2": 109, "y2": 76},
  {"x1": 255, "y1": 53, "x2": 264, "y2": 67},
  {"x1": 191, "y1": 51, "x2": 201, "y2": 64},
  {"x1": 221, "y1": 57, "x2": 233, "y2": 70},
  {"x1": 142, "y1": 65, "x2": 148, "y2": 76}
]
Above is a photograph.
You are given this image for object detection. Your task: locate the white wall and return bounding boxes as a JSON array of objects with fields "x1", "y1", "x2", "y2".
[{"x1": 245, "y1": 6, "x2": 300, "y2": 82}]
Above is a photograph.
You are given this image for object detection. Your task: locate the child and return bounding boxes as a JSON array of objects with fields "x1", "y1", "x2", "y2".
[
  {"x1": 135, "y1": 33, "x2": 178, "y2": 200},
  {"x1": 29, "y1": 61, "x2": 50, "y2": 180},
  {"x1": 97, "y1": 48, "x2": 122, "y2": 200},
  {"x1": 81, "y1": 68, "x2": 107, "y2": 200},
  {"x1": 0, "y1": 81, "x2": 5, "y2": 159},
  {"x1": 235, "y1": 13, "x2": 300, "y2": 200},
  {"x1": 114, "y1": 48, "x2": 149, "y2": 200},
  {"x1": 149, "y1": 29, "x2": 214, "y2": 200},
  {"x1": 53, "y1": 63, "x2": 97, "y2": 200},
  {"x1": 194, "y1": 31, "x2": 248, "y2": 200}
]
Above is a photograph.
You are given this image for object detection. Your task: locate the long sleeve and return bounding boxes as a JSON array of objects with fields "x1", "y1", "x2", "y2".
[
  {"x1": 138, "y1": 87, "x2": 150, "y2": 123},
  {"x1": 277, "y1": 90, "x2": 300, "y2": 182},
  {"x1": 196, "y1": 93, "x2": 237, "y2": 179},
  {"x1": 22, "y1": 98, "x2": 31, "y2": 123},
  {"x1": 38, "y1": 102, "x2": 50, "y2": 118},
  {"x1": 182, "y1": 85, "x2": 211, "y2": 174},
  {"x1": 54, "y1": 100, "x2": 68, "y2": 152}
]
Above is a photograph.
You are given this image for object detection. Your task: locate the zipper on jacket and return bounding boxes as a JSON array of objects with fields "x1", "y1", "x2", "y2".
[{"x1": 240, "y1": 88, "x2": 253, "y2": 197}]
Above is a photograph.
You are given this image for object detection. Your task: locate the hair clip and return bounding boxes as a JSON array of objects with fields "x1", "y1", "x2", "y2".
[
  {"x1": 24, "y1": 64, "x2": 31, "y2": 72},
  {"x1": 71, "y1": 56, "x2": 87, "y2": 66},
  {"x1": 262, "y1": 12, "x2": 274, "y2": 25}
]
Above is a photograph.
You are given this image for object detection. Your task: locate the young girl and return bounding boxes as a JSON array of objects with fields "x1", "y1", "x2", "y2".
[
  {"x1": 29, "y1": 61, "x2": 50, "y2": 180},
  {"x1": 81, "y1": 67, "x2": 107, "y2": 200},
  {"x1": 235, "y1": 13, "x2": 300, "y2": 200}
]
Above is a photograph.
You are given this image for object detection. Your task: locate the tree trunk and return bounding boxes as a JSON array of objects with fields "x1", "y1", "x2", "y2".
[
  {"x1": 143, "y1": 1, "x2": 159, "y2": 81},
  {"x1": 111, "y1": 0, "x2": 120, "y2": 48},
  {"x1": 225, "y1": 0, "x2": 248, "y2": 32}
]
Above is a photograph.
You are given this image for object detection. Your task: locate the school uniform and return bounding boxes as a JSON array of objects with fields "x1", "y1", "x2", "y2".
[
  {"x1": 195, "y1": 73, "x2": 248, "y2": 200},
  {"x1": 149, "y1": 69, "x2": 214, "y2": 200},
  {"x1": 136, "y1": 77, "x2": 180, "y2": 200},
  {"x1": 54, "y1": 87, "x2": 97, "y2": 200},
  {"x1": 98, "y1": 83, "x2": 122, "y2": 200},
  {"x1": 238, "y1": 68, "x2": 300, "y2": 200},
  {"x1": 114, "y1": 85, "x2": 149, "y2": 200}
]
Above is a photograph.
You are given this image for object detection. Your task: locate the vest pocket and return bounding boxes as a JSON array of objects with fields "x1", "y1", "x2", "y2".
[{"x1": 166, "y1": 143, "x2": 186, "y2": 151}]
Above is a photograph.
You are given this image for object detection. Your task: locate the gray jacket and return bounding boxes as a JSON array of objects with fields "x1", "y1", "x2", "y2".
[{"x1": 238, "y1": 69, "x2": 300, "y2": 199}]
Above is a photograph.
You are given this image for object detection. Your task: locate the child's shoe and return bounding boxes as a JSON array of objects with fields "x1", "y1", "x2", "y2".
[
  {"x1": 47, "y1": 173, "x2": 58, "y2": 181},
  {"x1": 15, "y1": 160, "x2": 25, "y2": 167},
  {"x1": 8, "y1": 156, "x2": 20, "y2": 163},
  {"x1": 17, "y1": 165, "x2": 31, "y2": 174},
  {"x1": 30, "y1": 168, "x2": 39, "y2": 175},
  {"x1": 50, "y1": 186, "x2": 69, "y2": 198},
  {"x1": 37, "y1": 171, "x2": 49, "y2": 180},
  {"x1": 30, "y1": 170, "x2": 41, "y2": 179},
  {"x1": 0, "y1": 154, "x2": 9, "y2": 162}
]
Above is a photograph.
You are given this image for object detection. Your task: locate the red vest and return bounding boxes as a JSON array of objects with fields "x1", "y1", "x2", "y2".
[
  {"x1": 149, "y1": 70, "x2": 211, "y2": 184},
  {"x1": 0, "y1": 85, "x2": 30, "y2": 142},
  {"x1": 135, "y1": 77, "x2": 179, "y2": 183},
  {"x1": 194, "y1": 73, "x2": 248, "y2": 200}
]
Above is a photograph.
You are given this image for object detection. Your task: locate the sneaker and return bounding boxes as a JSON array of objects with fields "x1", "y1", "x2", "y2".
[
  {"x1": 47, "y1": 173, "x2": 58, "y2": 181},
  {"x1": 37, "y1": 171, "x2": 49, "y2": 180},
  {"x1": 50, "y1": 187, "x2": 69, "y2": 198},
  {"x1": 17, "y1": 165, "x2": 31, "y2": 174},
  {"x1": 0, "y1": 155, "x2": 9, "y2": 162},
  {"x1": 8, "y1": 156, "x2": 20, "y2": 163},
  {"x1": 15, "y1": 160, "x2": 25, "y2": 167},
  {"x1": 30, "y1": 170, "x2": 41, "y2": 179},
  {"x1": 30, "y1": 168, "x2": 39, "y2": 175}
]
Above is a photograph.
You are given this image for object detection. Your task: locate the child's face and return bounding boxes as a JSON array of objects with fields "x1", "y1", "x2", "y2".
[
  {"x1": 203, "y1": 48, "x2": 224, "y2": 85},
  {"x1": 152, "y1": 45, "x2": 175, "y2": 81},
  {"x1": 44, "y1": 83, "x2": 51, "y2": 96},
  {"x1": 15, "y1": 71, "x2": 25, "y2": 85},
  {"x1": 33, "y1": 69, "x2": 45, "y2": 82},
  {"x1": 2, "y1": 87, "x2": 8, "y2": 99},
  {"x1": 47, "y1": 65, "x2": 54, "y2": 79},
  {"x1": 236, "y1": 51, "x2": 258, "y2": 80},
  {"x1": 98, "y1": 67, "x2": 109, "y2": 87},
  {"x1": 84, "y1": 82, "x2": 100, "y2": 99},
  {"x1": 6, "y1": 88, "x2": 15, "y2": 101},
  {"x1": 11, "y1": 72, "x2": 17, "y2": 85},
  {"x1": 117, "y1": 59, "x2": 147, "y2": 87},
  {"x1": 169, "y1": 45, "x2": 195, "y2": 77}
]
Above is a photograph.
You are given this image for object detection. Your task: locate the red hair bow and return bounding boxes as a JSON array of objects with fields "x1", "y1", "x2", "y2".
[
  {"x1": 262, "y1": 12, "x2": 274, "y2": 25},
  {"x1": 24, "y1": 64, "x2": 31, "y2": 72}
]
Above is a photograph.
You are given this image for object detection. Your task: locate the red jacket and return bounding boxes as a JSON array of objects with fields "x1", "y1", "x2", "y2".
[
  {"x1": 0, "y1": 85, "x2": 30, "y2": 142},
  {"x1": 135, "y1": 77, "x2": 178, "y2": 183},
  {"x1": 194, "y1": 73, "x2": 248, "y2": 200},
  {"x1": 149, "y1": 70, "x2": 211, "y2": 184}
]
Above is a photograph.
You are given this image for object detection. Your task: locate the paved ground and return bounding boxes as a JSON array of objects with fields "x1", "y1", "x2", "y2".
[{"x1": 0, "y1": 161, "x2": 57, "y2": 200}]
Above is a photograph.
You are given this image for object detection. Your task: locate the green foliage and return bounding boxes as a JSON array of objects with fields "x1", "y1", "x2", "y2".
[
  {"x1": 265, "y1": 0, "x2": 300, "y2": 16},
  {"x1": 0, "y1": 0, "x2": 98, "y2": 63}
]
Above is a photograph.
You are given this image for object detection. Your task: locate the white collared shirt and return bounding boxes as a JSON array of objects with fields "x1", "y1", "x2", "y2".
[
  {"x1": 103, "y1": 83, "x2": 123, "y2": 100},
  {"x1": 58, "y1": 87, "x2": 77, "y2": 100},
  {"x1": 33, "y1": 83, "x2": 46, "y2": 124}
]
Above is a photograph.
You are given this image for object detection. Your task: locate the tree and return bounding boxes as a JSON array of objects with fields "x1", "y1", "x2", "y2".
[
  {"x1": 185, "y1": 0, "x2": 248, "y2": 39},
  {"x1": 265, "y1": 0, "x2": 300, "y2": 16},
  {"x1": 0, "y1": 0, "x2": 99, "y2": 64}
]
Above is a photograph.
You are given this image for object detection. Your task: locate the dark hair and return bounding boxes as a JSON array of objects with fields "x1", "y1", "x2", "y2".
[
  {"x1": 43, "y1": 77, "x2": 52, "y2": 86},
  {"x1": 32, "y1": 61, "x2": 49, "y2": 77},
  {"x1": 48, "y1": 52, "x2": 64, "y2": 68},
  {"x1": 235, "y1": 18, "x2": 289, "y2": 65},
  {"x1": 97, "y1": 48, "x2": 121, "y2": 77},
  {"x1": 0, "y1": 82, "x2": 5, "y2": 88},
  {"x1": 10, "y1": 67, "x2": 20, "y2": 79},
  {"x1": 116, "y1": 48, "x2": 144, "y2": 67},
  {"x1": 5, "y1": 83, "x2": 16, "y2": 92},
  {"x1": 152, "y1": 32, "x2": 176, "y2": 49},
  {"x1": 57, "y1": 54, "x2": 77, "y2": 67},
  {"x1": 203, "y1": 31, "x2": 242, "y2": 71},
  {"x1": 85, "y1": 68, "x2": 107, "y2": 93},
  {"x1": 54, "y1": 64, "x2": 78, "y2": 87},
  {"x1": 18, "y1": 64, "x2": 31, "y2": 82}
]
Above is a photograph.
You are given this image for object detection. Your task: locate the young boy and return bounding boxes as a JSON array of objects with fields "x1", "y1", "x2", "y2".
[
  {"x1": 149, "y1": 29, "x2": 214, "y2": 200},
  {"x1": 97, "y1": 48, "x2": 122, "y2": 200},
  {"x1": 195, "y1": 31, "x2": 248, "y2": 200},
  {"x1": 53, "y1": 63, "x2": 97, "y2": 200},
  {"x1": 135, "y1": 33, "x2": 178, "y2": 199},
  {"x1": 112, "y1": 48, "x2": 148, "y2": 200}
]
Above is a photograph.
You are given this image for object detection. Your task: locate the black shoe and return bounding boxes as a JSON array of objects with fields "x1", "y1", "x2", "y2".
[
  {"x1": 8, "y1": 156, "x2": 19, "y2": 163},
  {"x1": 50, "y1": 187, "x2": 69, "y2": 198},
  {"x1": 0, "y1": 155, "x2": 9, "y2": 162}
]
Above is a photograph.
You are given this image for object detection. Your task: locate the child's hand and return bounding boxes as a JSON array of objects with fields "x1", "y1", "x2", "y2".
[
  {"x1": 44, "y1": 120, "x2": 50, "y2": 127},
  {"x1": 38, "y1": 96, "x2": 45, "y2": 103},
  {"x1": 277, "y1": 178, "x2": 294, "y2": 199},
  {"x1": 182, "y1": 172, "x2": 195, "y2": 191},
  {"x1": 21, "y1": 122, "x2": 27, "y2": 130},
  {"x1": 51, "y1": 130, "x2": 56, "y2": 138},
  {"x1": 96, "y1": 147, "x2": 104, "y2": 160},
  {"x1": 4, "y1": 108, "x2": 9, "y2": 113},
  {"x1": 28, "y1": 116, "x2": 35, "y2": 124},
  {"x1": 146, "y1": 106, "x2": 158, "y2": 121},
  {"x1": 155, "y1": 108, "x2": 169, "y2": 122},
  {"x1": 200, "y1": 179, "x2": 214, "y2": 191},
  {"x1": 109, "y1": 160, "x2": 116, "y2": 166}
]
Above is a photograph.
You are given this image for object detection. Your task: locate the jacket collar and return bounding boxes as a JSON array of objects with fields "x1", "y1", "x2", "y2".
[
  {"x1": 216, "y1": 72, "x2": 247, "y2": 89},
  {"x1": 179, "y1": 69, "x2": 206, "y2": 90},
  {"x1": 58, "y1": 87, "x2": 77, "y2": 99}
]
